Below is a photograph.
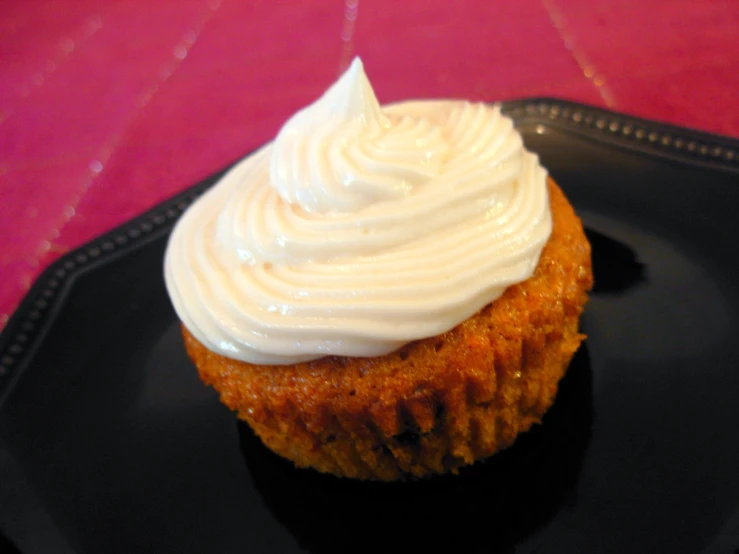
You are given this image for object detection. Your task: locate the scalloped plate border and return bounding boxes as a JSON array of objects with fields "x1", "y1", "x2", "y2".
[{"x1": 1, "y1": 98, "x2": 738, "y2": 405}]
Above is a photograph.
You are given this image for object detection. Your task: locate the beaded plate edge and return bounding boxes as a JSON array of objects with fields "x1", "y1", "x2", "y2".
[{"x1": 1, "y1": 98, "x2": 738, "y2": 403}]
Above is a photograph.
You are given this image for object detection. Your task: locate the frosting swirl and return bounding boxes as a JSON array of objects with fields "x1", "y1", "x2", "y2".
[{"x1": 165, "y1": 58, "x2": 552, "y2": 365}]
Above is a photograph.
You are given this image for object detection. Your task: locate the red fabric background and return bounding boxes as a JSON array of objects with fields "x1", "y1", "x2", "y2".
[{"x1": 1, "y1": 0, "x2": 738, "y2": 328}]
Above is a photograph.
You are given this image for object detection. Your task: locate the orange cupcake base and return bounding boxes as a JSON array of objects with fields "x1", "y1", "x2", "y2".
[{"x1": 183, "y1": 178, "x2": 593, "y2": 480}]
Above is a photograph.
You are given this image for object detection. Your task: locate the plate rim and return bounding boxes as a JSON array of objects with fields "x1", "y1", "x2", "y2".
[{"x1": 1, "y1": 97, "x2": 739, "y2": 406}]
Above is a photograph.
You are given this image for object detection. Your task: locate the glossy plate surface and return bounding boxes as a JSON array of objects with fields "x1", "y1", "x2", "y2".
[{"x1": 1, "y1": 100, "x2": 739, "y2": 554}]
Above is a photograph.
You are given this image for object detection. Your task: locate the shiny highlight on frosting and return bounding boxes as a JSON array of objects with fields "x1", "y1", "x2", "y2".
[{"x1": 165, "y1": 58, "x2": 552, "y2": 364}]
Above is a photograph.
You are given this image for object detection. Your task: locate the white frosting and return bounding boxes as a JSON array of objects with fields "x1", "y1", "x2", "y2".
[{"x1": 164, "y1": 58, "x2": 552, "y2": 365}]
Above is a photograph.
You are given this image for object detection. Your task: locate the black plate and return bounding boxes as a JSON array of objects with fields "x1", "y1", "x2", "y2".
[{"x1": 2, "y1": 99, "x2": 739, "y2": 554}]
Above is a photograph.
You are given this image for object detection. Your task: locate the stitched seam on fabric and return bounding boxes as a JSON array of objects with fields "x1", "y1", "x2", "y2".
[
  {"x1": 539, "y1": 0, "x2": 616, "y2": 108},
  {"x1": 338, "y1": 0, "x2": 359, "y2": 75},
  {"x1": 0, "y1": 0, "x2": 226, "y2": 327},
  {"x1": 0, "y1": 14, "x2": 104, "y2": 128},
  {"x1": 42, "y1": 0, "x2": 225, "y2": 264}
]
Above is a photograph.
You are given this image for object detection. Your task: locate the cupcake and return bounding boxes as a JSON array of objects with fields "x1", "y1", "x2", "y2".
[{"x1": 165, "y1": 58, "x2": 593, "y2": 481}]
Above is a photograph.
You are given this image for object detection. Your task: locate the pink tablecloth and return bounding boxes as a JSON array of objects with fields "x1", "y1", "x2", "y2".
[{"x1": 1, "y1": 0, "x2": 738, "y2": 328}]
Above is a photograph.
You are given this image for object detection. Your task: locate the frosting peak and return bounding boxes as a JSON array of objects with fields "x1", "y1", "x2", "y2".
[
  {"x1": 165, "y1": 58, "x2": 552, "y2": 365},
  {"x1": 314, "y1": 57, "x2": 386, "y2": 125},
  {"x1": 269, "y1": 57, "x2": 450, "y2": 214}
]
